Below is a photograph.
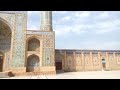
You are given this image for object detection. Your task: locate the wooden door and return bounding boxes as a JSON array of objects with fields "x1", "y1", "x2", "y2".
[
  {"x1": 0, "y1": 56, "x2": 3, "y2": 72},
  {"x1": 55, "y1": 62, "x2": 62, "y2": 70},
  {"x1": 102, "y1": 63, "x2": 106, "y2": 68}
]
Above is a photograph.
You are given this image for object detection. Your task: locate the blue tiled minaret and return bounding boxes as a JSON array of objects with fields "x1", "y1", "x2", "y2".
[{"x1": 40, "y1": 11, "x2": 52, "y2": 31}]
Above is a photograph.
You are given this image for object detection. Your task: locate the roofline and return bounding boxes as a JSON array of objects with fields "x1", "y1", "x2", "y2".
[{"x1": 55, "y1": 49, "x2": 120, "y2": 52}]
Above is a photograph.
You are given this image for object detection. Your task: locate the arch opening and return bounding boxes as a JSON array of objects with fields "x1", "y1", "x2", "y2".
[
  {"x1": 26, "y1": 55, "x2": 40, "y2": 72},
  {"x1": 0, "y1": 19, "x2": 11, "y2": 72},
  {"x1": 27, "y1": 38, "x2": 40, "y2": 52},
  {"x1": 102, "y1": 58, "x2": 106, "y2": 69}
]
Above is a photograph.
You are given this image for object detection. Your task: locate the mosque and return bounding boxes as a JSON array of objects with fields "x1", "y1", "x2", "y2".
[{"x1": 0, "y1": 11, "x2": 120, "y2": 76}]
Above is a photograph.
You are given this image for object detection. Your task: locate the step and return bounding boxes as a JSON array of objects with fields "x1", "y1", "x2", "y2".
[{"x1": 0, "y1": 71, "x2": 12, "y2": 78}]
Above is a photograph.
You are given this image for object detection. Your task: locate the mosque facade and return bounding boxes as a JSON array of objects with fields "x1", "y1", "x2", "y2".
[{"x1": 0, "y1": 11, "x2": 120, "y2": 76}]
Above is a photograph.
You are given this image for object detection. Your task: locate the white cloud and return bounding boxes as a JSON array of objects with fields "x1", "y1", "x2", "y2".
[
  {"x1": 53, "y1": 11, "x2": 67, "y2": 14},
  {"x1": 54, "y1": 11, "x2": 120, "y2": 36},
  {"x1": 27, "y1": 11, "x2": 120, "y2": 49},
  {"x1": 74, "y1": 11, "x2": 90, "y2": 18},
  {"x1": 95, "y1": 11, "x2": 109, "y2": 19},
  {"x1": 61, "y1": 16, "x2": 71, "y2": 21},
  {"x1": 94, "y1": 19, "x2": 120, "y2": 34},
  {"x1": 54, "y1": 24, "x2": 88, "y2": 36},
  {"x1": 55, "y1": 25, "x2": 71, "y2": 36},
  {"x1": 100, "y1": 12, "x2": 109, "y2": 18}
]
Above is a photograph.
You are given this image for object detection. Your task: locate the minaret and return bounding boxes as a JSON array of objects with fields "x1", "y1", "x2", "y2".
[{"x1": 40, "y1": 11, "x2": 52, "y2": 31}]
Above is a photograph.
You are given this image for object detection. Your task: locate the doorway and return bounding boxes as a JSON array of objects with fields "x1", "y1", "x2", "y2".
[
  {"x1": 102, "y1": 59, "x2": 106, "y2": 69},
  {"x1": 26, "y1": 55, "x2": 40, "y2": 72},
  {"x1": 0, "y1": 52, "x2": 3, "y2": 72},
  {"x1": 0, "y1": 18, "x2": 12, "y2": 72},
  {"x1": 55, "y1": 62, "x2": 62, "y2": 70}
]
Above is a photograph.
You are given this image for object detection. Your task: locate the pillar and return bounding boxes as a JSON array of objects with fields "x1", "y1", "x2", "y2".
[
  {"x1": 81, "y1": 52, "x2": 85, "y2": 71},
  {"x1": 98, "y1": 52, "x2": 102, "y2": 70},
  {"x1": 90, "y1": 52, "x2": 93, "y2": 71}
]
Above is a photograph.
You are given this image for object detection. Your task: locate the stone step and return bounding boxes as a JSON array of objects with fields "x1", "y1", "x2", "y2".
[
  {"x1": 0, "y1": 72, "x2": 10, "y2": 78},
  {"x1": 56, "y1": 70, "x2": 64, "y2": 74},
  {"x1": 103, "y1": 69, "x2": 111, "y2": 71}
]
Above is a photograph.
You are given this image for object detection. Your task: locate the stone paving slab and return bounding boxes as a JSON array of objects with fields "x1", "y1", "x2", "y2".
[{"x1": 1, "y1": 70, "x2": 120, "y2": 79}]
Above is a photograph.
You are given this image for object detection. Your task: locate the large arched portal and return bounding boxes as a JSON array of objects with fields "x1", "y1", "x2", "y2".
[
  {"x1": 0, "y1": 19, "x2": 11, "y2": 72},
  {"x1": 26, "y1": 55, "x2": 40, "y2": 72}
]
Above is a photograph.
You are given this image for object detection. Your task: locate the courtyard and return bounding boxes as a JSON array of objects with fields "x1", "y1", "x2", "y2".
[{"x1": 1, "y1": 70, "x2": 120, "y2": 79}]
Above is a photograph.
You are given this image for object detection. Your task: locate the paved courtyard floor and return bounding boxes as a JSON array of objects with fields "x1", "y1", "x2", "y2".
[{"x1": 1, "y1": 70, "x2": 120, "y2": 79}]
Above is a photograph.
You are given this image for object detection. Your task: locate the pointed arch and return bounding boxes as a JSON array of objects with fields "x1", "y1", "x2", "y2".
[
  {"x1": 0, "y1": 18, "x2": 12, "y2": 72},
  {"x1": 26, "y1": 54, "x2": 40, "y2": 72},
  {"x1": 0, "y1": 17, "x2": 12, "y2": 31},
  {"x1": 27, "y1": 37, "x2": 40, "y2": 51}
]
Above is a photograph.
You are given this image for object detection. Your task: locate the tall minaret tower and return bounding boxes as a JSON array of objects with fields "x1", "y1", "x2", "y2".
[
  {"x1": 40, "y1": 11, "x2": 52, "y2": 31},
  {"x1": 40, "y1": 11, "x2": 56, "y2": 74}
]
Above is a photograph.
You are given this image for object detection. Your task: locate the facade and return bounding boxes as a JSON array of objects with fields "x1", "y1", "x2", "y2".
[
  {"x1": 55, "y1": 50, "x2": 120, "y2": 71},
  {"x1": 0, "y1": 11, "x2": 120, "y2": 76},
  {"x1": 0, "y1": 11, "x2": 55, "y2": 75}
]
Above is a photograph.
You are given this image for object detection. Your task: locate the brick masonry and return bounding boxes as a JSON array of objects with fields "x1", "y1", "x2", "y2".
[{"x1": 55, "y1": 50, "x2": 120, "y2": 72}]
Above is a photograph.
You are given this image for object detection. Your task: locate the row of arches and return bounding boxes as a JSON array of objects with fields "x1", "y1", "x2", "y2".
[
  {"x1": 26, "y1": 37, "x2": 41, "y2": 72},
  {"x1": 0, "y1": 17, "x2": 41, "y2": 72},
  {"x1": 0, "y1": 52, "x2": 41, "y2": 72}
]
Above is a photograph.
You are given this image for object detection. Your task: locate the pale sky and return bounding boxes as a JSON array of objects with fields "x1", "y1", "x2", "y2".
[{"x1": 27, "y1": 11, "x2": 120, "y2": 50}]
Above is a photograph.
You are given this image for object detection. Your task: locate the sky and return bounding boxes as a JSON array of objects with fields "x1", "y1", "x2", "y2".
[{"x1": 27, "y1": 11, "x2": 120, "y2": 50}]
